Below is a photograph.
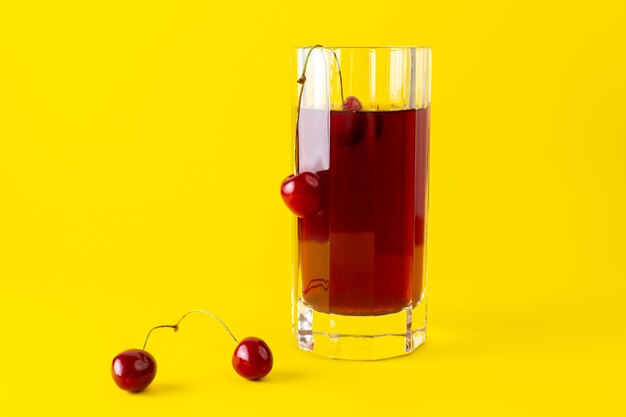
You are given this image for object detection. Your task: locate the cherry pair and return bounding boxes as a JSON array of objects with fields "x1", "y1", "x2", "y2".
[
  {"x1": 281, "y1": 95, "x2": 362, "y2": 218},
  {"x1": 112, "y1": 310, "x2": 273, "y2": 393}
]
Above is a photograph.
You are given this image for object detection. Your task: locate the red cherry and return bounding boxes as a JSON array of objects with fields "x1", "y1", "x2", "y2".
[
  {"x1": 232, "y1": 337, "x2": 273, "y2": 380},
  {"x1": 280, "y1": 172, "x2": 322, "y2": 217},
  {"x1": 332, "y1": 110, "x2": 368, "y2": 146},
  {"x1": 111, "y1": 349, "x2": 156, "y2": 393},
  {"x1": 342, "y1": 95, "x2": 363, "y2": 111}
]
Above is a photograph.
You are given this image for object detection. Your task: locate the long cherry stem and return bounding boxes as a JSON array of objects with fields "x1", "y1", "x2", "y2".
[
  {"x1": 142, "y1": 309, "x2": 239, "y2": 350},
  {"x1": 295, "y1": 45, "x2": 345, "y2": 173}
]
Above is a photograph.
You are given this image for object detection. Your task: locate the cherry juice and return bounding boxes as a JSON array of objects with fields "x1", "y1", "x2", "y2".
[{"x1": 298, "y1": 107, "x2": 429, "y2": 316}]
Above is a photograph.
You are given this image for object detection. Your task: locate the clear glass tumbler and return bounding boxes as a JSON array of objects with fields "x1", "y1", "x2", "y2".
[{"x1": 284, "y1": 46, "x2": 431, "y2": 360}]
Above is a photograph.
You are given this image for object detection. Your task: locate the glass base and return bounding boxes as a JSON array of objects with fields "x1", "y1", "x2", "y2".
[{"x1": 295, "y1": 297, "x2": 427, "y2": 360}]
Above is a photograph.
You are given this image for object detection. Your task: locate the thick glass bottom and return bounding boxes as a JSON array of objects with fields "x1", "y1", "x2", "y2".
[{"x1": 295, "y1": 297, "x2": 427, "y2": 360}]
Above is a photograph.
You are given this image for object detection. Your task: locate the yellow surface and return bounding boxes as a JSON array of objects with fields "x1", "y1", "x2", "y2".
[{"x1": 1, "y1": 1, "x2": 625, "y2": 415}]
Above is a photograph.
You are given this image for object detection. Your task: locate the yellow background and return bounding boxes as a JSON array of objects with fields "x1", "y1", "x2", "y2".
[{"x1": 1, "y1": 1, "x2": 625, "y2": 415}]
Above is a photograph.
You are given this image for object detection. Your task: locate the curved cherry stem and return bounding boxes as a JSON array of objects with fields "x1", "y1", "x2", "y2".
[
  {"x1": 142, "y1": 309, "x2": 239, "y2": 350},
  {"x1": 295, "y1": 45, "x2": 345, "y2": 173}
]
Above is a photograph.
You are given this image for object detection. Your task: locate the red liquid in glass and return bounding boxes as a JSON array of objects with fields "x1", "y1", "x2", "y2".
[{"x1": 298, "y1": 107, "x2": 430, "y2": 316}]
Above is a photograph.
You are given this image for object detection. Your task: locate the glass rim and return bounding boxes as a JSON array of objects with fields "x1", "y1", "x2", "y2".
[{"x1": 297, "y1": 45, "x2": 431, "y2": 51}]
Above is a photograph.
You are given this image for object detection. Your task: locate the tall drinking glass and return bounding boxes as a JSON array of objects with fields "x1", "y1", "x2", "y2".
[{"x1": 283, "y1": 46, "x2": 431, "y2": 359}]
